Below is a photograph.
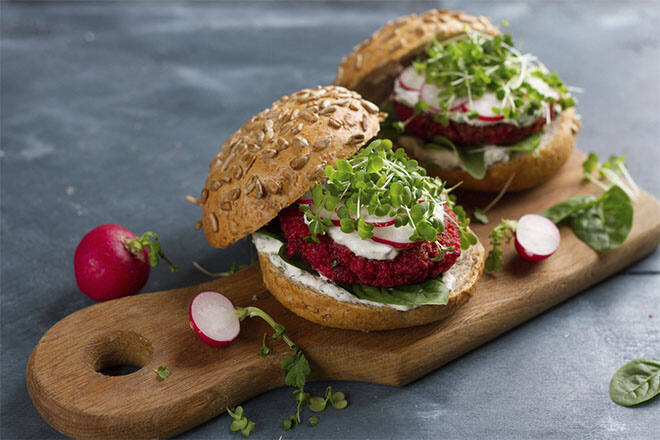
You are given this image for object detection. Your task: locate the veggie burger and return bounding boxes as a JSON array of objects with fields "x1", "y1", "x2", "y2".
[
  {"x1": 200, "y1": 86, "x2": 484, "y2": 331},
  {"x1": 335, "y1": 10, "x2": 582, "y2": 192}
]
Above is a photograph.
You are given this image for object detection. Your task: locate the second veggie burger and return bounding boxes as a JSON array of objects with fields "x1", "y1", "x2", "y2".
[
  {"x1": 200, "y1": 86, "x2": 484, "y2": 331},
  {"x1": 335, "y1": 10, "x2": 582, "y2": 192}
]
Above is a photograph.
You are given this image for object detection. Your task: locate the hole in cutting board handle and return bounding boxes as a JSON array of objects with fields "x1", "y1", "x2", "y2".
[{"x1": 86, "y1": 330, "x2": 154, "y2": 377}]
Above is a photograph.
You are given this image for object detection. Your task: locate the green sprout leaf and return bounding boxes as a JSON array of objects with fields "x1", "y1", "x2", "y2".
[
  {"x1": 154, "y1": 365, "x2": 170, "y2": 379},
  {"x1": 308, "y1": 416, "x2": 320, "y2": 426},
  {"x1": 258, "y1": 333, "x2": 271, "y2": 356},
  {"x1": 485, "y1": 219, "x2": 518, "y2": 271},
  {"x1": 125, "y1": 231, "x2": 178, "y2": 272},
  {"x1": 473, "y1": 208, "x2": 488, "y2": 224}
]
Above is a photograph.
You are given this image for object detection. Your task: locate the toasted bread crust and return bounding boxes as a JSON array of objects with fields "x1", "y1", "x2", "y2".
[
  {"x1": 201, "y1": 86, "x2": 382, "y2": 247},
  {"x1": 258, "y1": 237, "x2": 485, "y2": 332},
  {"x1": 334, "y1": 10, "x2": 499, "y2": 105},
  {"x1": 429, "y1": 108, "x2": 581, "y2": 191}
]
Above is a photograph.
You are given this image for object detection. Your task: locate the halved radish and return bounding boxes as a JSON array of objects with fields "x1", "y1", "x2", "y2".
[
  {"x1": 296, "y1": 198, "x2": 313, "y2": 205},
  {"x1": 398, "y1": 66, "x2": 426, "y2": 91},
  {"x1": 514, "y1": 214, "x2": 560, "y2": 262},
  {"x1": 189, "y1": 291, "x2": 240, "y2": 347}
]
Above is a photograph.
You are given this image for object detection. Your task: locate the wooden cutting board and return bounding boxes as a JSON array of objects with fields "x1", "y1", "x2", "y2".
[{"x1": 26, "y1": 150, "x2": 660, "y2": 439}]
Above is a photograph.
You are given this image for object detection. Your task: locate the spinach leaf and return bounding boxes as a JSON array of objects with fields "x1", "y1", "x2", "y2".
[
  {"x1": 277, "y1": 245, "x2": 319, "y2": 276},
  {"x1": 541, "y1": 194, "x2": 597, "y2": 223},
  {"x1": 569, "y1": 186, "x2": 633, "y2": 252},
  {"x1": 348, "y1": 277, "x2": 450, "y2": 306},
  {"x1": 429, "y1": 135, "x2": 486, "y2": 179},
  {"x1": 505, "y1": 131, "x2": 541, "y2": 154},
  {"x1": 609, "y1": 358, "x2": 660, "y2": 407}
]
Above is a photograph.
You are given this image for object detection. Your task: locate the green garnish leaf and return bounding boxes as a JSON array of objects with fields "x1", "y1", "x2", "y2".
[
  {"x1": 258, "y1": 333, "x2": 271, "y2": 356},
  {"x1": 281, "y1": 348, "x2": 311, "y2": 389},
  {"x1": 347, "y1": 277, "x2": 450, "y2": 307},
  {"x1": 227, "y1": 406, "x2": 254, "y2": 437},
  {"x1": 473, "y1": 208, "x2": 488, "y2": 224},
  {"x1": 154, "y1": 365, "x2": 170, "y2": 379},
  {"x1": 504, "y1": 131, "x2": 541, "y2": 154},
  {"x1": 125, "y1": 231, "x2": 178, "y2": 272},
  {"x1": 485, "y1": 219, "x2": 518, "y2": 271},
  {"x1": 430, "y1": 135, "x2": 486, "y2": 179},
  {"x1": 309, "y1": 396, "x2": 327, "y2": 412},
  {"x1": 308, "y1": 416, "x2": 320, "y2": 426},
  {"x1": 568, "y1": 186, "x2": 633, "y2": 252},
  {"x1": 609, "y1": 358, "x2": 660, "y2": 407}
]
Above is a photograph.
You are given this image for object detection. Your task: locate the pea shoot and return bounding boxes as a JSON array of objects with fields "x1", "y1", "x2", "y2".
[{"x1": 300, "y1": 139, "x2": 476, "y2": 250}]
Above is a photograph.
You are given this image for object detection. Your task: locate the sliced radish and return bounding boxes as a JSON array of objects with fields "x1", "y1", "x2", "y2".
[
  {"x1": 449, "y1": 101, "x2": 468, "y2": 112},
  {"x1": 370, "y1": 236, "x2": 417, "y2": 249},
  {"x1": 478, "y1": 114, "x2": 505, "y2": 122},
  {"x1": 189, "y1": 291, "x2": 240, "y2": 347},
  {"x1": 420, "y1": 83, "x2": 443, "y2": 112},
  {"x1": 398, "y1": 66, "x2": 426, "y2": 91},
  {"x1": 514, "y1": 214, "x2": 560, "y2": 262},
  {"x1": 296, "y1": 198, "x2": 313, "y2": 205}
]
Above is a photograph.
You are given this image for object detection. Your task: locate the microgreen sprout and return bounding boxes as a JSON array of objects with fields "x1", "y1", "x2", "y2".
[
  {"x1": 301, "y1": 139, "x2": 474, "y2": 250},
  {"x1": 258, "y1": 333, "x2": 271, "y2": 356},
  {"x1": 485, "y1": 219, "x2": 518, "y2": 271},
  {"x1": 473, "y1": 173, "x2": 516, "y2": 224},
  {"x1": 154, "y1": 365, "x2": 170, "y2": 380},
  {"x1": 124, "y1": 232, "x2": 178, "y2": 272},
  {"x1": 227, "y1": 406, "x2": 255, "y2": 437},
  {"x1": 233, "y1": 306, "x2": 347, "y2": 432},
  {"x1": 582, "y1": 153, "x2": 640, "y2": 203},
  {"x1": 193, "y1": 261, "x2": 249, "y2": 278},
  {"x1": 413, "y1": 30, "x2": 574, "y2": 124}
]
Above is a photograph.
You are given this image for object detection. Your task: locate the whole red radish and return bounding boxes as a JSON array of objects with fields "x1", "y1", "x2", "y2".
[
  {"x1": 189, "y1": 291, "x2": 241, "y2": 347},
  {"x1": 514, "y1": 214, "x2": 561, "y2": 262},
  {"x1": 74, "y1": 224, "x2": 177, "y2": 301}
]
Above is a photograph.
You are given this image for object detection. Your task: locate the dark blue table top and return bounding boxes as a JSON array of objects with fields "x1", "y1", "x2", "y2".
[{"x1": 2, "y1": 1, "x2": 659, "y2": 439}]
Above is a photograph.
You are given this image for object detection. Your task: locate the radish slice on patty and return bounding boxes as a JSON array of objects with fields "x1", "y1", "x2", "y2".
[
  {"x1": 370, "y1": 236, "x2": 417, "y2": 249},
  {"x1": 189, "y1": 291, "x2": 240, "y2": 347},
  {"x1": 420, "y1": 83, "x2": 443, "y2": 112},
  {"x1": 398, "y1": 66, "x2": 426, "y2": 91},
  {"x1": 514, "y1": 214, "x2": 560, "y2": 262}
]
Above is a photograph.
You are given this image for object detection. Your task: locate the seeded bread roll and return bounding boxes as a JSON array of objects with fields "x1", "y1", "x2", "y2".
[
  {"x1": 428, "y1": 108, "x2": 581, "y2": 191},
  {"x1": 201, "y1": 86, "x2": 382, "y2": 247},
  {"x1": 257, "y1": 234, "x2": 485, "y2": 332},
  {"x1": 334, "y1": 10, "x2": 499, "y2": 105}
]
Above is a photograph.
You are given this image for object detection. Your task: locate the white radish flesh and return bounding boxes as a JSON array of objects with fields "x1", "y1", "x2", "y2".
[
  {"x1": 398, "y1": 66, "x2": 426, "y2": 91},
  {"x1": 420, "y1": 83, "x2": 443, "y2": 112},
  {"x1": 514, "y1": 214, "x2": 561, "y2": 262},
  {"x1": 189, "y1": 291, "x2": 240, "y2": 347}
]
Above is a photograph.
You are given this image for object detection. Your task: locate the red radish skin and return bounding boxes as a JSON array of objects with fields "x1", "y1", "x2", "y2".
[
  {"x1": 74, "y1": 224, "x2": 151, "y2": 301},
  {"x1": 370, "y1": 236, "x2": 417, "y2": 249},
  {"x1": 514, "y1": 214, "x2": 561, "y2": 262},
  {"x1": 189, "y1": 291, "x2": 240, "y2": 347}
]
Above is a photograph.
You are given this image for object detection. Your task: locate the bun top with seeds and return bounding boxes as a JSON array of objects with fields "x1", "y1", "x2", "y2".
[
  {"x1": 334, "y1": 9, "x2": 498, "y2": 105},
  {"x1": 201, "y1": 85, "x2": 382, "y2": 248}
]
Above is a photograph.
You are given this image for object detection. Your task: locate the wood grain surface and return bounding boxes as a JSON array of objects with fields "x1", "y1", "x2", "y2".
[{"x1": 26, "y1": 150, "x2": 660, "y2": 439}]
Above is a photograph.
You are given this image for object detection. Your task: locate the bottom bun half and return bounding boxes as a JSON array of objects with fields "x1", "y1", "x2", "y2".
[
  {"x1": 427, "y1": 108, "x2": 581, "y2": 192},
  {"x1": 258, "y1": 239, "x2": 485, "y2": 332}
]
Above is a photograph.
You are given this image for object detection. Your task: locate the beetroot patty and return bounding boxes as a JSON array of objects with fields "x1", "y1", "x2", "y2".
[
  {"x1": 392, "y1": 99, "x2": 546, "y2": 146},
  {"x1": 279, "y1": 205, "x2": 461, "y2": 288}
]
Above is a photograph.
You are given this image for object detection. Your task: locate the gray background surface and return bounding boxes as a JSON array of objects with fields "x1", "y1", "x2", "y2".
[{"x1": 1, "y1": 1, "x2": 659, "y2": 439}]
